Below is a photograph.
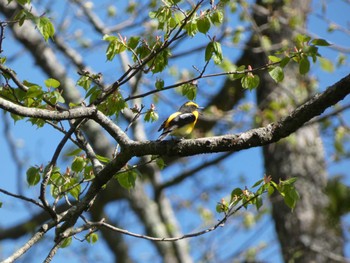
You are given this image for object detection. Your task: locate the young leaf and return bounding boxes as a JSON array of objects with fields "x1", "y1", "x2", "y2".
[
  {"x1": 26, "y1": 166, "x2": 40, "y2": 186},
  {"x1": 144, "y1": 109, "x2": 158, "y2": 122},
  {"x1": 181, "y1": 83, "x2": 197, "y2": 100},
  {"x1": 37, "y1": 17, "x2": 55, "y2": 41},
  {"x1": 197, "y1": 16, "x2": 211, "y2": 34},
  {"x1": 212, "y1": 41, "x2": 223, "y2": 64},
  {"x1": 60, "y1": 237, "x2": 72, "y2": 248},
  {"x1": 156, "y1": 157, "x2": 166, "y2": 170},
  {"x1": 210, "y1": 10, "x2": 224, "y2": 26},
  {"x1": 299, "y1": 57, "x2": 310, "y2": 75},
  {"x1": 268, "y1": 55, "x2": 282, "y2": 63},
  {"x1": 65, "y1": 148, "x2": 82, "y2": 157},
  {"x1": 127, "y1": 36, "x2": 140, "y2": 50},
  {"x1": 205, "y1": 42, "x2": 214, "y2": 62},
  {"x1": 69, "y1": 182, "x2": 81, "y2": 200},
  {"x1": 255, "y1": 196, "x2": 263, "y2": 210},
  {"x1": 117, "y1": 170, "x2": 137, "y2": 190},
  {"x1": 269, "y1": 66, "x2": 284, "y2": 83},
  {"x1": 311, "y1": 38, "x2": 331, "y2": 46},
  {"x1": 96, "y1": 154, "x2": 110, "y2": 163},
  {"x1": 241, "y1": 74, "x2": 260, "y2": 90},
  {"x1": 71, "y1": 156, "x2": 86, "y2": 173},
  {"x1": 283, "y1": 187, "x2": 300, "y2": 210},
  {"x1": 44, "y1": 78, "x2": 60, "y2": 88},
  {"x1": 87, "y1": 233, "x2": 99, "y2": 244},
  {"x1": 155, "y1": 79, "x2": 164, "y2": 90}
]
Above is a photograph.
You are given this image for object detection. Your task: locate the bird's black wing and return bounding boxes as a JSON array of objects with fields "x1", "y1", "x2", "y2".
[{"x1": 170, "y1": 113, "x2": 196, "y2": 128}]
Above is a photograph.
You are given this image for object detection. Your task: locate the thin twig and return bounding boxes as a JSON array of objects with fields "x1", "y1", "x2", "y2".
[
  {"x1": 91, "y1": 193, "x2": 261, "y2": 242},
  {"x1": 0, "y1": 187, "x2": 45, "y2": 209}
]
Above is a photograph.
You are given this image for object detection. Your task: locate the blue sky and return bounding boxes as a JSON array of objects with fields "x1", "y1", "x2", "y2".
[{"x1": 0, "y1": 0, "x2": 349, "y2": 262}]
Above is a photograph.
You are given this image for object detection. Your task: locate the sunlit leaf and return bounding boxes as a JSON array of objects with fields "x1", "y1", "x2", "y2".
[
  {"x1": 269, "y1": 66, "x2": 284, "y2": 83},
  {"x1": 197, "y1": 16, "x2": 211, "y2": 34},
  {"x1": 60, "y1": 237, "x2": 72, "y2": 248},
  {"x1": 26, "y1": 166, "x2": 40, "y2": 186},
  {"x1": 36, "y1": 17, "x2": 55, "y2": 41},
  {"x1": 116, "y1": 170, "x2": 137, "y2": 190},
  {"x1": 44, "y1": 78, "x2": 60, "y2": 88}
]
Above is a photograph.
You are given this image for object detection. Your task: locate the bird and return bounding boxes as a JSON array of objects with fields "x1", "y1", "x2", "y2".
[{"x1": 157, "y1": 101, "x2": 203, "y2": 141}]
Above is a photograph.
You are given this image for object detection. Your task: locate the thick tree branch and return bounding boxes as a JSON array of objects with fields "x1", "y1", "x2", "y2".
[{"x1": 129, "y1": 73, "x2": 350, "y2": 156}]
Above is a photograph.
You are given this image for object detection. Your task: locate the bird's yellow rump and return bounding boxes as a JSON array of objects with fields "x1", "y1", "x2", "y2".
[{"x1": 157, "y1": 101, "x2": 202, "y2": 141}]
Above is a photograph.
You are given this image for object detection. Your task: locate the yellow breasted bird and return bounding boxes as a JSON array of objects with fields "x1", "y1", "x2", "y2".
[{"x1": 157, "y1": 101, "x2": 203, "y2": 141}]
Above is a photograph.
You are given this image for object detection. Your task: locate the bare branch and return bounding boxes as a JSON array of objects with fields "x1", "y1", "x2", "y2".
[
  {"x1": 0, "y1": 187, "x2": 44, "y2": 209},
  {"x1": 90, "y1": 193, "x2": 261, "y2": 242},
  {"x1": 2, "y1": 223, "x2": 54, "y2": 263},
  {"x1": 0, "y1": 97, "x2": 97, "y2": 120}
]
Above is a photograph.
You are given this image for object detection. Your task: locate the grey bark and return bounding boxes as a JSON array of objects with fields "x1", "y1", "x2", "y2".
[{"x1": 250, "y1": 0, "x2": 345, "y2": 262}]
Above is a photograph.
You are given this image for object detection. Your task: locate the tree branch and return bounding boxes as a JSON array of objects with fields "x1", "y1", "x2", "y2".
[
  {"x1": 128, "y1": 73, "x2": 350, "y2": 156},
  {"x1": 0, "y1": 97, "x2": 97, "y2": 120}
]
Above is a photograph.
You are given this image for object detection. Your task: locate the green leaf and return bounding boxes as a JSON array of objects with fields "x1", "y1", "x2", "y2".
[
  {"x1": 151, "y1": 48, "x2": 171, "y2": 73},
  {"x1": 156, "y1": 157, "x2": 166, "y2": 170},
  {"x1": 216, "y1": 202, "x2": 228, "y2": 213},
  {"x1": 205, "y1": 42, "x2": 214, "y2": 62},
  {"x1": 69, "y1": 181, "x2": 81, "y2": 200},
  {"x1": 281, "y1": 177, "x2": 298, "y2": 185},
  {"x1": 96, "y1": 154, "x2": 110, "y2": 163},
  {"x1": 295, "y1": 34, "x2": 311, "y2": 48},
  {"x1": 299, "y1": 57, "x2": 310, "y2": 75},
  {"x1": 116, "y1": 170, "x2": 137, "y2": 190},
  {"x1": 269, "y1": 66, "x2": 284, "y2": 83},
  {"x1": 16, "y1": 0, "x2": 31, "y2": 4},
  {"x1": 185, "y1": 19, "x2": 198, "y2": 36},
  {"x1": 210, "y1": 10, "x2": 224, "y2": 26},
  {"x1": 212, "y1": 41, "x2": 223, "y2": 64},
  {"x1": 230, "y1": 187, "x2": 243, "y2": 203},
  {"x1": 36, "y1": 17, "x2": 55, "y2": 41},
  {"x1": 181, "y1": 83, "x2": 197, "y2": 100},
  {"x1": 87, "y1": 233, "x2": 99, "y2": 244},
  {"x1": 77, "y1": 75, "x2": 92, "y2": 91},
  {"x1": 280, "y1": 57, "x2": 291, "y2": 68},
  {"x1": 268, "y1": 55, "x2": 282, "y2": 63},
  {"x1": 197, "y1": 16, "x2": 211, "y2": 34},
  {"x1": 144, "y1": 109, "x2": 158, "y2": 122},
  {"x1": 103, "y1": 35, "x2": 127, "y2": 61},
  {"x1": 44, "y1": 78, "x2": 60, "y2": 88},
  {"x1": 283, "y1": 187, "x2": 300, "y2": 210},
  {"x1": 127, "y1": 36, "x2": 140, "y2": 50},
  {"x1": 26, "y1": 85, "x2": 44, "y2": 98},
  {"x1": 311, "y1": 38, "x2": 331, "y2": 46},
  {"x1": 71, "y1": 156, "x2": 86, "y2": 173},
  {"x1": 60, "y1": 237, "x2": 72, "y2": 248},
  {"x1": 241, "y1": 74, "x2": 260, "y2": 90},
  {"x1": 319, "y1": 57, "x2": 334, "y2": 72},
  {"x1": 255, "y1": 196, "x2": 263, "y2": 210},
  {"x1": 26, "y1": 166, "x2": 40, "y2": 186},
  {"x1": 155, "y1": 79, "x2": 164, "y2": 90},
  {"x1": 65, "y1": 148, "x2": 82, "y2": 157},
  {"x1": 205, "y1": 41, "x2": 223, "y2": 64},
  {"x1": 251, "y1": 179, "x2": 264, "y2": 188},
  {"x1": 267, "y1": 184, "x2": 275, "y2": 195}
]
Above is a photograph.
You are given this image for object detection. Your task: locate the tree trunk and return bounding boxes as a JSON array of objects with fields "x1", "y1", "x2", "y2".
[{"x1": 251, "y1": 0, "x2": 344, "y2": 262}]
